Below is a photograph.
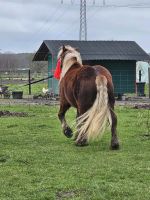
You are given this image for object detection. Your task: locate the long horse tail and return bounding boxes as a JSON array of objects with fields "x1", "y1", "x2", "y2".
[{"x1": 76, "y1": 75, "x2": 112, "y2": 141}]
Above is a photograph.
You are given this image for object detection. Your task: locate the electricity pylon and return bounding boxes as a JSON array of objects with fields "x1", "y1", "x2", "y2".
[{"x1": 79, "y1": 0, "x2": 87, "y2": 40}]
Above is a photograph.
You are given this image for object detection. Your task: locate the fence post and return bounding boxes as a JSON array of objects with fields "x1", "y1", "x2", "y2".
[
  {"x1": 28, "y1": 69, "x2": 31, "y2": 95},
  {"x1": 148, "y1": 68, "x2": 150, "y2": 99}
]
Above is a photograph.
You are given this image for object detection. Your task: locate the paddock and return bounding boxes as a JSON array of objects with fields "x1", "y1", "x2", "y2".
[{"x1": 0, "y1": 103, "x2": 149, "y2": 199}]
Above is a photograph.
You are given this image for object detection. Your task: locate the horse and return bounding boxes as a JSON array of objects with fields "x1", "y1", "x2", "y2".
[{"x1": 55, "y1": 45, "x2": 119, "y2": 149}]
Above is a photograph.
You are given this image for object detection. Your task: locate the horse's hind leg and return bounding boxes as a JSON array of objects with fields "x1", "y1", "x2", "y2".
[
  {"x1": 110, "y1": 109, "x2": 120, "y2": 150},
  {"x1": 58, "y1": 103, "x2": 73, "y2": 138},
  {"x1": 75, "y1": 109, "x2": 88, "y2": 147}
]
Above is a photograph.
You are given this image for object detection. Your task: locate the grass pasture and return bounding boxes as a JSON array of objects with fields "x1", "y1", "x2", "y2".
[
  {"x1": 7, "y1": 82, "x2": 48, "y2": 96},
  {"x1": 0, "y1": 104, "x2": 150, "y2": 200}
]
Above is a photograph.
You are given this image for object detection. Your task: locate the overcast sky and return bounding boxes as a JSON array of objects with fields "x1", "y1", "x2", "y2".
[{"x1": 0, "y1": 0, "x2": 150, "y2": 53}]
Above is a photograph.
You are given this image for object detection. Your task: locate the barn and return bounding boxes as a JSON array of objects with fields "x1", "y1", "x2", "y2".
[{"x1": 33, "y1": 40, "x2": 150, "y2": 96}]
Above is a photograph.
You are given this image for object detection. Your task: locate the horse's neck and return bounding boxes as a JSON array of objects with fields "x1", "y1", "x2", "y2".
[{"x1": 60, "y1": 59, "x2": 82, "y2": 81}]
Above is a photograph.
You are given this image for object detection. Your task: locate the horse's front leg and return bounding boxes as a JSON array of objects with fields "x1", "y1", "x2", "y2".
[
  {"x1": 58, "y1": 104, "x2": 73, "y2": 138},
  {"x1": 73, "y1": 111, "x2": 80, "y2": 141},
  {"x1": 110, "y1": 109, "x2": 120, "y2": 150}
]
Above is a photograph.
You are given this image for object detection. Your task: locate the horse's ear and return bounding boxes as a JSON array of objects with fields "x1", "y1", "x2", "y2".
[
  {"x1": 75, "y1": 47, "x2": 79, "y2": 52},
  {"x1": 62, "y1": 45, "x2": 66, "y2": 52}
]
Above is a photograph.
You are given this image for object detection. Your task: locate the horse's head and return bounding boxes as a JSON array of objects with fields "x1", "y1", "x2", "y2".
[
  {"x1": 56, "y1": 45, "x2": 82, "y2": 80},
  {"x1": 58, "y1": 45, "x2": 82, "y2": 68}
]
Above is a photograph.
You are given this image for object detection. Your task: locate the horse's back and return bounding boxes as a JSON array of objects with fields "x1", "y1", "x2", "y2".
[
  {"x1": 75, "y1": 65, "x2": 114, "y2": 113},
  {"x1": 76, "y1": 65, "x2": 113, "y2": 91},
  {"x1": 75, "y1": 66, "x2": 97, "y2": 112},
  {"x1": 61, "y1": 64, "x2": 114, "y2": 112},
  {"x1": 92, "y1": 65, "x2": 112, "y2": 82}
]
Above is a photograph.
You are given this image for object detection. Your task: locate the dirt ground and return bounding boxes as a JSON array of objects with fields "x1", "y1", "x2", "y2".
[
  {"x1": 0, "y1": 96, "x2": 150, "y2": 109},
  {"x1": 115, "y1": 97, "x2": 150, "y2": 109},
  {"x1": 0, "y1": 110, "x2": 28, "y2": 117},
  {"x1": 0, "y1": 96, "x2": 59, "y2": 106}
]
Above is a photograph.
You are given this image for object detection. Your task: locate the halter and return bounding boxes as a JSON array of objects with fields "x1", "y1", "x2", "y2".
[
  {"x1": 54, "y1": 49, "x2": 73, "y2": 80},
  {"x1": 54, "y1": 58, "x2": 62, "y2": 80}
]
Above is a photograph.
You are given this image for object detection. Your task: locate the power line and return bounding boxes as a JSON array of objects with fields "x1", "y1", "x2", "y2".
[
  {"x1": 61, "y1": 0, "x2": 150, "y2": 8},
  {"x1": 61, "y1": 0, "x2": 87, "y2": 40},
  {"x1": 31, "y1": 4, "x2": 71, "y2": 46},
  {"x1": 31, "y1": 0, "x2": 150, "y2": 50},
  {"x1": 55, "y1": 5, "x2": 98, "y2": 39},
  {"x1": 29, "y1": 5, "x2": 62, "y2": 40}
]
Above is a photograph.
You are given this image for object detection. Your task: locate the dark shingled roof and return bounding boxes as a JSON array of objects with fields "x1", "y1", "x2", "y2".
[{"x1": 33, "y1": 40, "x2": 150, "y2": 61}]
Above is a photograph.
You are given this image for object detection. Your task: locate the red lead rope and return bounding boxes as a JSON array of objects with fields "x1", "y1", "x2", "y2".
[{"x1": 54, "y1": 58, "x2": 62, "y2": 80}]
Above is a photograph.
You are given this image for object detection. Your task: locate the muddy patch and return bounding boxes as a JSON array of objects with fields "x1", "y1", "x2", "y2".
[
  {"x1": 0, "y1": 155, "x2": 10, "y2": 163},
  {"x1": 0, "y1": 110, "x2": 28, "y2": 117},
  {"x1": 133, "y1": 104, "x2": 150, "y2": 109},
  {"x1": 140, "y1": 133, "x2": 150, "y2": 140},
  {"x1": 56, "y1": 189, "x2": 88, "y2": 199}
]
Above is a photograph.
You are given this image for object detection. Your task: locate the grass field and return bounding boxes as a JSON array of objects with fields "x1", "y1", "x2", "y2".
[
  {"x1": 0, "y1": 104, "x2": 150, "y2": 200},
  {"x1": 7, "y1": 82, "x2": 48, "y2": 96}
]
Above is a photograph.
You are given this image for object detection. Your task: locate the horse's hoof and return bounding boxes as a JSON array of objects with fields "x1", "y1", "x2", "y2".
[
  {"x1": 75, "y1": 138, "x2": 88, "y2": 147},
  {"x1": 64, "y1": 127, "x2": 73, "y2": 138},
  {"x1": 110, "y1": 143, "x2": 120, "y2": 150}
]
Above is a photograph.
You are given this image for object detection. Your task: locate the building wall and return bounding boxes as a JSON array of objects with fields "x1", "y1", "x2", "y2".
[
  {"x1": 83, "y1": 60, "x2": 136, "y2": 95},
  {"x1": 48, "y1": 54, "x2": 59, "y2": 94}
]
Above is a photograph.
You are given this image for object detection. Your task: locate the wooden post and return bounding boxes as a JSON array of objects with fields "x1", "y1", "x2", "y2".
[
  {"x1": 28, "y1": 69, "x2": 31, "y2": 95},
  {"x1": 148, "y1": 68, "x2": 150, "y2": 99}
]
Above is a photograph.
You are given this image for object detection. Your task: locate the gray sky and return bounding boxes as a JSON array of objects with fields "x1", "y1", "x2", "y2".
[{"x1": 0, "y1": 0, "x2": 150, "y2": 53}]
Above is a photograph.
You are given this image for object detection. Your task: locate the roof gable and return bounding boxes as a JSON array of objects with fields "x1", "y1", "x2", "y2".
[{"x1": 33, "y1": 40, "x2": 150, "y2": 61}]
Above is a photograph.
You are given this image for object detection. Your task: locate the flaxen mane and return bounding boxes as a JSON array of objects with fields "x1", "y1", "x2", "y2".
[{"x1": 57, "y1": 45, "x2": 82, "y2": 81}]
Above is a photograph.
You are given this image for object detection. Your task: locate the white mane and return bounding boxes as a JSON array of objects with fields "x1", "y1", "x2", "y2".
[{"x1": 57, "y1": 45, "x2": 82, "y2": 81}]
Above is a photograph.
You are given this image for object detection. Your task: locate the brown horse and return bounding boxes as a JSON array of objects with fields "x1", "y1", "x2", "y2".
[{"x1": 56, "y1": 45, "x2": 119, "y2": 149}]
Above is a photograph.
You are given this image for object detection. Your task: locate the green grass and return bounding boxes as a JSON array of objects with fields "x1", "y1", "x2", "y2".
[
  {"x1": 0, "y1": 105, "x2": 150, "y2": 200},
  {"x1": 7, "y1": 82, "x2": 47, "y2": 96}
]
